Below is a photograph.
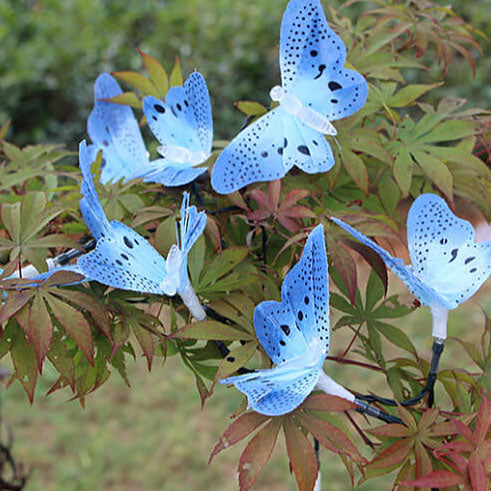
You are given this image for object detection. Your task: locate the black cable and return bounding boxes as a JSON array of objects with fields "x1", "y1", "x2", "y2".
[
  {"x1": 54, "y1": 238, "x2": 96, "y2": 265},
  {"x1": 357, "y1": 341, "x2": 445, "y2": 407},
  {"x1": 354, "y1": 399, "x2": 404, "y2": 425}
]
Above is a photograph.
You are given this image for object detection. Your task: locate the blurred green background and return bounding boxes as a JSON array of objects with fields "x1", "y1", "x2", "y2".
[
  {"x1": 0, "y1": 0, "x2": 489, "y2": 147},
  {"x1": 0, "y1": 0, "x2": 489, "y2": 489}
]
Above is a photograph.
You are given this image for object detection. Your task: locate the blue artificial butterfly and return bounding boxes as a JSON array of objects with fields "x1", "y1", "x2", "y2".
[
  {"x1": 211, "y1": 0, "x2": 368, "y2": 194},
  {"x1": 139, "y1": 71, "x2": 213, "y2": 187},
  {"x1": 220, "y1": 225, "x2": 354, "y2": 416},
  {"x1": 87, "y1": 72, "x2": 212, "y2": 187},
  {"x1": 76, "y1": 140, "x2": 207, "y2": 319},
  {"x1": 331, "y1": 194, "x2": 491, "y2": 340}
]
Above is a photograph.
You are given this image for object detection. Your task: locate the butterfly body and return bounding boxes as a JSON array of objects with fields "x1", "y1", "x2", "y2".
[
  {"x1": 221, "y1": 225, "x2": 352, "y2": 416},
  {"x1": 211, "y1": 0, "x2": 367, "y2": 194}
]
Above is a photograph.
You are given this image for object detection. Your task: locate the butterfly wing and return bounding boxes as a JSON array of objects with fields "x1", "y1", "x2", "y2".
[
  {"x1": 220, "y1": 365, "x2": 321, "y2": 416},
  {"x1": 179, "y1": 192, "x2": 207, "y2": 255},
  {"x1": 143, "y1": 90, "x2": 202, "y2": 154},
  {"x1": 79, "y1": 140, "x2": 111, "y2": 240},
  {"x1": 183, "y1": 72, "x2": 213, "y2": 153},
  {"x1": 87, "y1": 73, "x2": 149, "y2": 183},
  {"x1": 253, "y1": 224, "x2": 330, "y2": 366},
  {"x1": 211, "y1": 108, "x2": 288, "y2": 194},
  {"x1": 331, "y1": 217, "x2": 440, "y2": 306},
  {"x1": 407, "y1": 194, "x2": 491, "y2": 309},
  {"x1": 78, "y1": 221, "x2": 167, "y2": 295},
  {"x1": 280, "y1": 0, "x2": 368, "y2": 120},
  {"x1": 283, "y1": 117, "x2": 335, "y2": 173}
]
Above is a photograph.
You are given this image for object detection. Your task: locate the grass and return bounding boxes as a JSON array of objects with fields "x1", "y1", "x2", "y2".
[{"x1": 1, "y1": 279, "x2": 489, "y2": 490}]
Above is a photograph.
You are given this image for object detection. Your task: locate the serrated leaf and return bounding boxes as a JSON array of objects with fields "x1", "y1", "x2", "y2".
[
  {"x1": 393, "y1": 148, "x2": 413, "y2": 196},
  {"x1": 105, "y1": 92, "x2": 142, "y2": 109},
  {"x1": 238, "y1": 417, "x2": 282, "y2": 491},
  {"x1": 402, "y1": 470, "x2": 465, "y2": 488},
  {"x1": 374, "y1": 321, "x2": 417, "y2": 357},
  {"x1": 137, "y1": 48, "x2": 169, "y2": 96},
  {"x1": 340, "y1": 148, "x2": 369, "y2": 194},
  {"x1": 297, "y1": 413, "x2": 366, "y2": 463},
  {"x1": 328, "y1": 239, "x2": 357, "y2": 306},
  {"x1": 283, "y1": 417, "x2": 318, "y2": 491},
  {"x1": 11, "y1": 329, "x2": 38, "y2": 403},
  {"x1": 368, "y1": 438, "x2": 413, "y2": 469},
  {"x1": 198, "y1": 247, "x2": 249, "y2": 288},
  {"x1": 43, "y1": 293, "x2": 93, "y2": 365},
  {"x1": 302, "y1": 393, "x2": 358, "y2": 412},
  {"x1": 421, "y1": 120, "x2": 476, "y2": 143},
  {"x1": 209, "y1": 412, "x2": 269, "y2": 464},
  {"x1": 47, "y1": 340, "x2": 75, "y2": 389},
  {"x1": 170, "y1": 56, "x2": 183, "y2": 87},
  {"x1": 388, "y1": 83, "x2": 443, "y2": 108},
  {"x1": 112, "y1": 71, "x2": 160, "y2": 97},
  {"x1": 412, "y1": 150, "x2": 453, "y2": 202},
  {"x1": 28, "y1": 291, "x2": 52, "y2": 371},
  {"x1": 378, "y1": 173, "x2": 401, "y2": 215},
  {"x1": 0, "y1": 289, "x2": 35, "y2": 324}
]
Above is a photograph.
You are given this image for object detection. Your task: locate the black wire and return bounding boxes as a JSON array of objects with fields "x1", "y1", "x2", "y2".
[
  {"x1": 357, "y1": 341, "x2": 445, "y2": 407},
  {"x1": 55, "y1": 238, "x2": 96, "y2": 265},
  {"x1": 354, "y1": 399, "x2": 404, "y2": 425}
]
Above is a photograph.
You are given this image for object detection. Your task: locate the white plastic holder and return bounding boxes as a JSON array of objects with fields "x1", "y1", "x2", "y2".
[
  {"x1": 315, "y1": 370, "x2": 355, "y2": 402},
  {"x1": 179, "y1": 281, "x2": 206, "y2": 321}
]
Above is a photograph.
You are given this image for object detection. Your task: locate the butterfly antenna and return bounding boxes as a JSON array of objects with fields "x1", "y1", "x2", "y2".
[{"x1": 332, "y1": 136, "x2": 341, "y2": 151}]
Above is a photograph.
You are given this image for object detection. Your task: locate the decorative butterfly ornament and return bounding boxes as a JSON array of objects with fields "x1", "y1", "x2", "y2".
[
  {"x1": 87, "y1": 72, "x2": 212, "y2": 187},
  {"x1": 220, "y1": 225, "x2": 354, "y2": 416},
  {"x1": 211, "y1": 0, "x2": 368, "y2": 194},
  {"x1": 331, "y1": 193, "x2": 491, "y2": 341},
  {"x1": 76, "y1": 140, "x2": 207, "y2": 320}
]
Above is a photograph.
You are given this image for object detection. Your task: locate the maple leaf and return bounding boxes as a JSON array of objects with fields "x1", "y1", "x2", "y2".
[
  {"x1": 402, "y1": 394, "x2": 491, "y2": 490},
  {"x1": 247, "y1": 180, "x2": 316, "y2": 233}
]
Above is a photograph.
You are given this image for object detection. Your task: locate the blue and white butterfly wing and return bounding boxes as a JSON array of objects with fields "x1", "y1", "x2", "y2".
[
  {"x1": 88, "y1": 73, "x2": 149, "y2": 183},
  {"x1": 183, "y1": 72, "x2": 213, "y2": 154},
  {"x1": 280, "y1": 0, "x2": 368, "y2": 120},
  {"x1": 282, "y1": 224, "x2": 330, "y2": 346},
  {"x1": 331, "y1": 217, "x2": 439, "y2": 306},
  {"x1": 407, "y1": 194, "x2": 491, "y2": 309},
  {"x1": 220, "y1": 365, "x2": 321, "y2": 416},
  {"x1": 143, "y1": 91, "x2": 202, "y2": 154},
  {"x1": 79, "y1": 140, "x2": 111, "y2": 240},
  {"x1": 179, "y1": 193, "x2": 207, "y2": 255},
  {"x1": 211, "y1": 108, "x2": 288, "y2": 194},
  {"x1": 78, "y1": 221, "x2": 167, "y2": 295},
  {"x1": 254, "y1": 300, "x2": 309, "y2": 365},
  {"x1": 283, "y1": 117, "x2": 335, "y2": 173},
  {"x1": 128, "y1": 158, "x2": 208, "y2": 187}
]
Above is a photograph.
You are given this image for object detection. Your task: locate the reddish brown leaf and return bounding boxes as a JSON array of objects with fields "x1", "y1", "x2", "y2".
[
  {"x1": 341, "y1": 238, "x2": 388, "y2": 295},
  {"x1": 328, "y1": 241, "x2": 357, "y2": 306},
  {"x1": 283, "y1": 417, "x2": 318, "y2": 491},
  {"x1": 474, "y1": 395, "x2": 490, "y2": 446},
  {"x1": 403, "y1": 470, "x2": 466, "y2": 488},
  {"x1": 279, "y1": 189, "x2": 310, "y2": 209},
  {"x1": 301, "y1": 393, "x2": 358, "y2": 412},
  {"x1": 132, "y1": 323, "x2": 155, "y2": 371},
  {"x1": 210, "y1": 412, "x2": 269, "y2": 464},
  {"x1": 468, "y1": 452, "x2": 487, "y2": 491},
  {"x1": 414, "y1": 440, "x2": 432, "y2": 479},
  {"x1": 28, "y1": 292, "x2": 52, "y2": 372},
  {"x1": 297, "y1": 413, "x2": 366, "y2": 463},
  {"x1": 367, "y1": 423, "x2": 411, "y2": 438},
  {"x1": 44, "y1": 293, "x2": 94, "y2": 365},
  {"x1": 0, "y1": 289, "x2": 34, "y2": 324},
  {"x1": 269, "y1": 180, "x2": 281, "y2": 210},
  {"x1": 369, "y1": 438, "x2": 414, "y2": 469},
  {"x1": 54, "y1": 288, "x2": 111, "y2": 340},
  {"x1": 238, "y1": 417, "x2": 282, "y2": 491}
]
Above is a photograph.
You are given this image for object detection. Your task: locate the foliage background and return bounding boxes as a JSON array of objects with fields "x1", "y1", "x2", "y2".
[
  {"x1": 0, "y1": 0, "x2": 490, "y2": 489},
  {"x1": 1, "y1": 0, "x2": 489, "y2": 146}
]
